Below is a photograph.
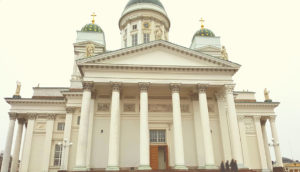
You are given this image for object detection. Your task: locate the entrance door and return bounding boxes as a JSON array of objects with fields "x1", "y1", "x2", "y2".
[{"x1": 150, "y1": 145, "x2": 168, "y2": 170}]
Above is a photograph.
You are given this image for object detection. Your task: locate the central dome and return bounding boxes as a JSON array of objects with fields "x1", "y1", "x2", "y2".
[{"x1": 125, "y1": 0, "x2": 164, "y2": 9}]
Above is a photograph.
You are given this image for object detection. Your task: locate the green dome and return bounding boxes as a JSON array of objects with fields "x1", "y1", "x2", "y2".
[
  {"x1": 125, "y1": 0, "x2": 164, "y2": 9},
  {"x1": 194, "y1": 28, "x2": 215, "y2": 37},
  {"x1": 81, "y1": 23, "x2": 103, "y2": 33}
]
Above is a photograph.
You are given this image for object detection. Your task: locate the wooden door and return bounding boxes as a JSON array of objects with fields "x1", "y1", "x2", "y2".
[{"x1": 150, "y1": 145, "x2": 159, "y2": 170}]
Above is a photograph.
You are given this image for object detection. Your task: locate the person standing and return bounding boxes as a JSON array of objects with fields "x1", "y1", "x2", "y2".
[
  {"x1": 234, "y1": 159, "x2": 238, "y2": 172},
  {"x1": 226, "y1": 160, "x2": 230, "y2": 172},
  {"x1": 230, "y1": 159, "x2": 235, "y2": 172},
  {"x1": 220, "y1": 161, "x2": 226, "y2": 172}
]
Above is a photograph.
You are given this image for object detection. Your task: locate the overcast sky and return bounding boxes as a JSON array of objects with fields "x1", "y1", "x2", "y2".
[{"x1": 0, "y1": 0, "x2": 299, "y2": 161}]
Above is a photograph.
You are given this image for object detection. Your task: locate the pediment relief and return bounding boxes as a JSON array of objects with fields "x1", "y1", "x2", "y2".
[{"x1": 77, "y1": 41, "x2": 240, "y2": 69}]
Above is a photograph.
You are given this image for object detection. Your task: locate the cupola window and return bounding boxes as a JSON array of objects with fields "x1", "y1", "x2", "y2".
[
  {"x1": 132, "y1": 24, "x2": 137, "y2": 30},
  {"x1": 132, "y1": 34, "x2": 138, "y2": 46},
  {"x1": 144, "y1": 33, "x2": 150, "y2": 43}
]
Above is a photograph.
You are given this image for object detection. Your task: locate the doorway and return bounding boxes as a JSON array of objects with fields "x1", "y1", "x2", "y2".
[{"x1": 150, "y1": 145, "x2": 168, "y2": 170}]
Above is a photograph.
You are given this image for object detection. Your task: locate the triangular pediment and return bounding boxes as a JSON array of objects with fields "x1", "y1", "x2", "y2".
[
  {"x1": 196, "y1": 45, "x2": 221, "y2": 52},
  {"x1": 77, "y1": 40, "x2": 240, "y2": 69}
]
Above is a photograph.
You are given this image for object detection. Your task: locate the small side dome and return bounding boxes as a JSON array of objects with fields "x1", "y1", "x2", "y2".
[
  {"x1": 194, "y1": 28, "x2": 215, "y2": 37},
  {"x1": 81, "y1": 23, "x2": 103, "y2": 33},
  {"x1": 125, "y1": 0, "x2": 165, "y2": 10}
]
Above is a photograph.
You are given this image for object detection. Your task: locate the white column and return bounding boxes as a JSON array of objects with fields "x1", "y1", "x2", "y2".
[
  {"x1": 170, "y1": 84, "x2": 187, "y2": 170},
  {"x1": 192, "y1": 94, "x2": 205, "y2": 168},
  {"x1": 86, "y1": 97, "x2": 95, "y2": 169},
  {"x1": 198, "y1": 85, "x2": 216, "y2": 169},
  {"x1": 19, "y1": 114, "x2": 36, "y2": 172},
  {"x1": 10, "y1": 119, "x2": 25, "y2": 172},
  {"x1": 107, "y1": 83, "x2": 121, "y2": 171},
  {"x1": 215, "y1": 93, "x2": 232, "y2": 161},
  {"x1": 269, "y1": 116, "x2": 283, "y2": 167},
  {"x1": 42, "y1": 114, "x2": 55, "y2": 172},
  {"x1": 261, "y1": 120, "x2": 272, "y2": 170},
  {"x1": 60, "y1": 107, "x2": 75, "y2": 171},
  {"x1": 1, "y1": 113, "x2": 16, "y2": 172},
  {"x1": 138, "y1": 83, "x2": 151, "y2": 170},
  {"x1": 254, "y1": 116, "x2": 268, "y2": 171},
  {"x1": 138, "y1": 20, "x2": 143, "y2": 44},
  {"x1": 225, "y1": 85, "x2": 244, "y2": 167},
  {"x1": 237, "y1": 116, "x2": 250, "y2": 167},
  {"x1": 74, "y1": 82, "x2": 93, "y2": 170}
]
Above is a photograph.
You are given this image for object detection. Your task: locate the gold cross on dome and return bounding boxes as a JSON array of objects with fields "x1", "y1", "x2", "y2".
[
  {"x1": 200, "y1": 18, "x2": 205, "y2": 29},
  {"x1": 91, "y1": 12, "x2": 96, "y2": 24}
]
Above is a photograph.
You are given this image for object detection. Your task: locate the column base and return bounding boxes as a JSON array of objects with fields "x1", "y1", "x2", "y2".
[
  {"x1": 197, "y1": 166, "x2": 206, "y2": 169},
  {"x1": 138, "y1": 165, "x2": 152, "y2": 170},
  {"x1": 73, "y1": 166, "x2": 88, "y2": 171},
  {"x1": 174, "y1": 165, "x2": 188, "y2": 170},
  {"x1": 261, "y1": 169, "x2": 271, "y2": 172},
  {"x1": 106, "y1": 166, "x2": 120, "y2": 171},
  {"x1": 237, "y1": 163, "x2": 248, "y2": 169},
  {"x1": 205, "y1": 164, "x2": 218, "y2": 169}
]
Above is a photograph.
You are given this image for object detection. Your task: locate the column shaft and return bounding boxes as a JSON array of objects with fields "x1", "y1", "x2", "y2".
[
  {"x1": 138, "y1": 83, "x2": 151, "y2": 170},
  {"x1": 270, "y1": 117, "x2": 283, "y2": 166},
  {"x1": 19, "y1": 115, "x2": 35, "y2": 172},
  {"x1": 225, "y1": 85, "x2": 244, "y2": 167},
  {"x1": 254, "y1": 116, "x2": 268, "y2": 171},
  {"x1": 42, "y1": 115, "x2": 55, "y2": 172},
  {"x1": 1, "y1": 114, "x2": 16, "y2": 172},
  {"x1": 170, "y1": 84, "x2": 187, "y2": 170},
  {"x1": 74, "y1": 82, "x2": 93, "y2": 170},
  {"x1": 61, "y1": 108, "x2": 74, "y2": 171},
  {"x1": 262, "y1": 121, "x2": 272, "y2": 170},
  {"x1": 237, "y1": 116, "x2": 249, "y2": 167},
  {"x1": 192, "y1": 94, "x2": 205, "y2": 168},
  {"x1": 198, "y1": 85, "x2": 216, "y2": 169},
  {"x1": 10, "y1": 119, "x2": 24, "y2": 172},
  {"x1": 107, "y1": 83, "x2": 121, "y2": 171},
  {"x1": 216, "y1": 93, "x2": 232, "y2": 161},
  {"x1": 86, "y1": 99, "x2": 95, "y2": 169}
]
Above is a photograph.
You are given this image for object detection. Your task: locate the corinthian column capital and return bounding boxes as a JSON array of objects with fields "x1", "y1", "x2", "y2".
[
  {"x1": 27, "y1": 113, "x2": 37, "y2": 120},
  {"x1": 269, "y1": 116, "x2": 276, "y2": 122},
  {"x1": 197, "y1": 84, "x2": 208, "y2": 93},
  {"x1": 66, "y1": 107, "x2": 76, "y2": 114},
  {"x1": 170, "y1": 83, "x2": 181, "y2": 93},
  {"x1": 17, "y1": 118, "x2": 26, "y2": 124},
  {"x1": 253, "y1": 116, "x2": 261, "y2": 122},
  {"x1": 225, "y1": 84, "x2": 235, "y2": 94},
  {"x1": 47, "y1": 114, "x2": 56, "y2": 120},
  {"x1": 82, "y1": 81, "x2": 94, "y2": 91},
  {"x1": 111, "y1": 82, "x2": 122, "y2": 92},
  {"x1": 139, "y1": 82, "x2": 150, "y2": 92},
  {"x1": 8, "y1": 112, "x2": 17, "y2": 120}
]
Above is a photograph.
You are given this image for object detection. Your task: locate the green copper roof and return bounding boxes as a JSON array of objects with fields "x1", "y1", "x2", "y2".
[
  {"x1": 125, "y1": 0, "x2": 164, "y2": 9},
  {"x1": 194, "y1": 28, "x2": 215, "y2": 37},
  {"x1": 81, "y1": 23, "x2": 103, "y2": 33}
]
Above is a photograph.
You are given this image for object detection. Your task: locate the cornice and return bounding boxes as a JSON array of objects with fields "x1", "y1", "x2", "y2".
[
  {"x1": 235, "y1": 101, "x2": 280, "y2": 108},
  {"x1": 5, "y1": 98, "x2": 66, "y2": 105},
  {"x1": 77, "y1": 40, "x2": 241, "y2": 68}
]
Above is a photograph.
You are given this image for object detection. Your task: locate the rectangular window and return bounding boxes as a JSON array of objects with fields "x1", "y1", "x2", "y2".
[
  {"x1": 57, "y1": 122, "x2": 65, "y2": 131},
  {"x1": 132, "y1": 34, "x2": 138, "y2": 46},
  {"x1": 54, "y1": 144, "x2": 63, "y2": 166},
  {"x1": 77, "y1": 116, "x2": 80, "y2": 125},
  {"x1": 143, "y1": 33, "x2": 150, "y2": 43},
  {"x1": 150, "y1": 130, "x2": 166, "y2": 143},
  {"x1": 132, "y1": 24, "x2": 137, "y2": 30},
  {"x1": 124, "y1": 39, "x2": 127, "y2": 48}
]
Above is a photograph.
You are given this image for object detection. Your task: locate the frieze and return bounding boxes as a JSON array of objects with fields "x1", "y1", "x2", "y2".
[
  {"x1": 97, "y1": 103, "x2": 110, "y2": 112},
  {"x1": 123, "y1": 104, "x2": 136, "y2": 112},
  {"x1": 149, "y1": 104, "x2": 172, "y2": 112}
]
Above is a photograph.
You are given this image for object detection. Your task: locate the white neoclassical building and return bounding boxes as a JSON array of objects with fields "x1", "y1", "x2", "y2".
[{"x1": 1, "y1": 0, "x2": 284, "y2": 172}]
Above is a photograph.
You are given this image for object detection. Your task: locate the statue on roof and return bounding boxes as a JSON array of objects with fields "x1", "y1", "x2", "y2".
[
  {"x1": 13, "y1": 81, "x2": 21, "y2": 98},
  {"x1": 264, "y1": 88, "x2": 272, "y2": 102},
  {"x1": 221, "y1": 46, "x2": 228, "y2": 60},
  {"x1": 86, "y1": 43, "x2": 95, "y2": 57}
]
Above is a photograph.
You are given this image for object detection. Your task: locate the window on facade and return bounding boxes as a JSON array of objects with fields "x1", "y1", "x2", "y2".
[
  {"x1": 57, "y1": 122, "x2": 65, "y2": 131},
  {"x1": 132, "y1": 34, "x2": 138, "y2": 46},
  {"x1": 150, "y1": 130, "x2": 166, "y2": 143},
  {"x1": 124, "y1": 38, "x2": 127, "y2": 48},
  {"x1": 143, "y1": 33, "x2": 150, "y2": 43},
  {"x1": 54, "y1": 144, "x2": 63, "y2": 166},
  {"x1": 77, "y1": 116, "x2": 80, "y2": 125},
  {"x1": 132, "y1": 24, "x2": 137, "y2": 30}
]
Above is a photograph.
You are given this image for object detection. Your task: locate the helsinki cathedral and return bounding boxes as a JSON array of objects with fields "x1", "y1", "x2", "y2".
[{"x1": 1, "y1": 0, "x2": 283, "y2": 172}]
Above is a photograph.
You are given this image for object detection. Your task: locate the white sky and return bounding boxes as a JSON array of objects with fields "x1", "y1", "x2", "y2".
[{"x1": 0, "y1": 0, "x2": 299, "y2": 161}]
